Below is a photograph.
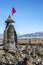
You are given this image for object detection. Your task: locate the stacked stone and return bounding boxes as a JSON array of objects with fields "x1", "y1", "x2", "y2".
[
  {"x1": 3, "y1": 15, "x2": 17, "y2": 50},
  {"x1": 0, "y1": 15, "x2": 17, "y2": 65}
]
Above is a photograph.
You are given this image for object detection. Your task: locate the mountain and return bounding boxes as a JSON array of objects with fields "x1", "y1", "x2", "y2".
[
  {"x1": 0, "y1": 32, "x2": 43, "y2": 39},
  {"x1": 18, "y1": 32, "x2": 43, "y2": 39}
]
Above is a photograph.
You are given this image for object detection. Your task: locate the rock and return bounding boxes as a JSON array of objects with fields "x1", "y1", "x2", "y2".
[
  {"x1": 3, "y1": 15, "x2": 17, "y2": 49},
  {"x1": 0, "y1": 50, "x2": 5, "y2": 55}
]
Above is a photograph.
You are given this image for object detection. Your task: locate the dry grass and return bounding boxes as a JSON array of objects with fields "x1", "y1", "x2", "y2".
[
  {"x1": 0, "y1": 38, "x2": 43, "y2": 44},
  {"x1": 18, "y1": 38, "x2": 43, "y2": 44},
  {"x1": 0, "y1": 38, "x2": 3, "y2": 43}
]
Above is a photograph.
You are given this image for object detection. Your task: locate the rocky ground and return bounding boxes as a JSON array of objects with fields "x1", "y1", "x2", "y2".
[
  {"x1": 0, "y1": 39, "x2": 43, "y2": 65},
  {"x1": 0, "y1": 42, "x2": 43, "y2": 65}
]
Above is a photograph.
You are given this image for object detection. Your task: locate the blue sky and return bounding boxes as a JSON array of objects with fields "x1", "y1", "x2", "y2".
[{"x1": 0, "y1": 0, "x2": 43, "y2": 35}]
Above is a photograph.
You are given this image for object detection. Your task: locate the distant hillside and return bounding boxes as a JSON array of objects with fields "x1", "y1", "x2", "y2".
[
  {"x1": 19, "y1": 32, "x2": 43, "y2": 39},
  {"x1": 0, "y1": 32, "x2": 43, "y2": 39}
]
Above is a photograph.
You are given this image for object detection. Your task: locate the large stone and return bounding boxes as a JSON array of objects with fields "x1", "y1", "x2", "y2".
[{"x1": 3, "y1": 15, "x2": 17, "y2": 51}]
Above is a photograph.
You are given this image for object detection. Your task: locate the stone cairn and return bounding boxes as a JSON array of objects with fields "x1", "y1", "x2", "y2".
[
  {"x1": 0, "y1": 15, "x2": 18, "y2": 65},
  {"x1": 0, "y1": 15, "x2": 43, "y2": 65}
]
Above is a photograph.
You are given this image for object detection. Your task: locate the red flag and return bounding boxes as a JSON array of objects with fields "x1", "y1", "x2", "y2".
[{"x1": 12, "y1": 7, "x2": 16, "y2": 15}]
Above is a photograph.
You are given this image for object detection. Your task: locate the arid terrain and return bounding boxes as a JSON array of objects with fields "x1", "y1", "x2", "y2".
[
  {"x1": 0, "y1": 38, "x2": 43, "y2": 44},
  {"x1": 0, "y1": 38, "x2": 43, "y2": 65},
  {"x1": 18, "y1": 38, "x2": 43, "y2": 44},
  {"x1": 0, "y1": 38, "x2": 3, "y2": 44}
]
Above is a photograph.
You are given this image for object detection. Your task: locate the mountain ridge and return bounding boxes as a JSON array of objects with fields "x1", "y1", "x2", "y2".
[
  {"x1": 0, "y1": 32, "x2": 43, "y2": 39},
  {"x1": 18, "y1": 32, "x2": 43, "y2": 39}
]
